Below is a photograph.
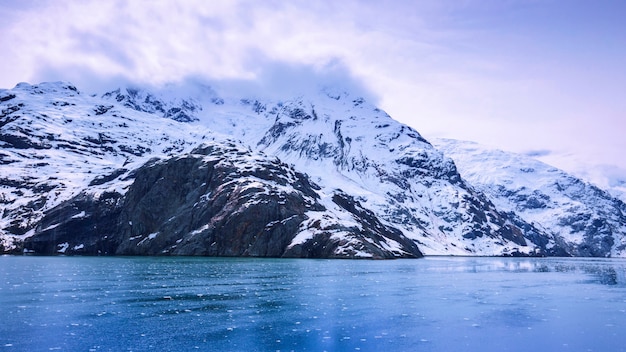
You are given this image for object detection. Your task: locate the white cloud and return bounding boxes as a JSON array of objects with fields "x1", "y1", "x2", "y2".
[{"x1": 1, "y1": 0, "x2": 448, "y2": 90}]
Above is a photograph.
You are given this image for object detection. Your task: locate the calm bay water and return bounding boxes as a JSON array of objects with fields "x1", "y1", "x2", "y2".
[{"x1": 1, "y1": 256, "x2": 625, "y2": 352}]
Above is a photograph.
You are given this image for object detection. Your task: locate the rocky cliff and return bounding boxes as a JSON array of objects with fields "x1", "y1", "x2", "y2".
[{"x1": 22, "y1": 141, "x2": 422, "y2": 258}]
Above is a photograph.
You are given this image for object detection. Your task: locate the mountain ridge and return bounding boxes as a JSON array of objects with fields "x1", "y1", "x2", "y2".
[
  {"x1": 1, "y1": 81, "x2": 624, "y2": 257},
  {"x1": 434, "y1": 138, "x2": 626, "y2": 257}
]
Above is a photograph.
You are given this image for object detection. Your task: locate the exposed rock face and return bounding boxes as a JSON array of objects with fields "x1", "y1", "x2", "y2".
[
  {"x1": 23, "y1": 142, "x2": 423, "y2": 258},
  {"x1": 114, "y1": 143, "x2": 322, "y2": 257},
  {"x1": 22, "y1": 191, "x2": 124, "y2": 255}
]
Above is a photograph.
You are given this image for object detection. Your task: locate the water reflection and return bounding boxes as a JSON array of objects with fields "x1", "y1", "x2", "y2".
[{"x1": 425, "y1": 256, "x2": 626, "y2": 286}]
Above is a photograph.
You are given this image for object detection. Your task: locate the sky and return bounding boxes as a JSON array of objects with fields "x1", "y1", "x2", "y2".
[{"x1": 1, "y1": 0, "x2": 625, "y2": 191}]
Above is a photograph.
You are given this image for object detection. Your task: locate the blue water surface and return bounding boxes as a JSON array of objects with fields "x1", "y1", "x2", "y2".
[{"x1": 1, "y1": 256, "x2": 625, "y2": 351}]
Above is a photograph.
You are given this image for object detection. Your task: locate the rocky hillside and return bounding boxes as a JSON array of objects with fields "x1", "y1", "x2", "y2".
[{"x1": 24, "y1": 142, "x2": 422, "y2": 258}]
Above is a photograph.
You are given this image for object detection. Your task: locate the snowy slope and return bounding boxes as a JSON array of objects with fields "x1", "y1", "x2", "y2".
[
  {"x1": 0, "y1": 82, "x2": 212, "y2": 250},
  {"x1": 434, "y1": 139, "x2": 626, "y2": 257}
]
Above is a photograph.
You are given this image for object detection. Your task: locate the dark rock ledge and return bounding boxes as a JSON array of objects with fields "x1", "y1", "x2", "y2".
[{"x1": 23, "y1": 143, "x2": 423, "y2": 259}]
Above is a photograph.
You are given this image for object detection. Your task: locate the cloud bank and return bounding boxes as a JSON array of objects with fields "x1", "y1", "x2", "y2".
[
  {"x1": 1, "y1": 1, "x2": 381, "y2": 99},
  {"x1": 1, "y1": 0, "x2": 626, "y2": 187}
]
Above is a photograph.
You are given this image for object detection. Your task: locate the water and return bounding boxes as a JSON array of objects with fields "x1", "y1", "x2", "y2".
[{"x1": 1, "y1": 256, "x2": 625, "y2": 351}]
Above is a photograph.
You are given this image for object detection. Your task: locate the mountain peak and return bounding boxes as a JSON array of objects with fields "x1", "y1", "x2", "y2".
[{"x1": 13, "y1": 81, "x2": 80, "y2": 95}]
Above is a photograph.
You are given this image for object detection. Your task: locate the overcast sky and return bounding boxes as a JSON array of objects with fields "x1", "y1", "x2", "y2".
[{"x1": 1, "y1": 0, "x2": 625, "y2": 188}]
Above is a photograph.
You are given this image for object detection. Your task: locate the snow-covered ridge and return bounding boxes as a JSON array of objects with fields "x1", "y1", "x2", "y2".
[{"x1": 434, "y1": 138, "x2": 626, "y2": 257}]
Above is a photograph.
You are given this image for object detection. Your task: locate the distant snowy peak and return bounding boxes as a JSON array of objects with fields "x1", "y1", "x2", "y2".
[
  {"x1": 10, "y1": 81, "x2": 81, "y2": 96},
  {"x1": 102, "y1": 87, "x2": 204, "y2": 122},
  {"x1": 434, "y1": 138, "x2": 626, "y2": 257}
]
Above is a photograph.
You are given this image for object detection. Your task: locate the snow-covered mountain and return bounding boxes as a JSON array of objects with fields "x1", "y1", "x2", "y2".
[
  {"x1": 100, "y1": 83, "x2": 554, "y2": 256},
  {"x1": 434, "y1": 139, "x2": 626, "y2": 257},
  {"x1": 1, "y1": 81, "x2": 624, "y2": 257}
]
